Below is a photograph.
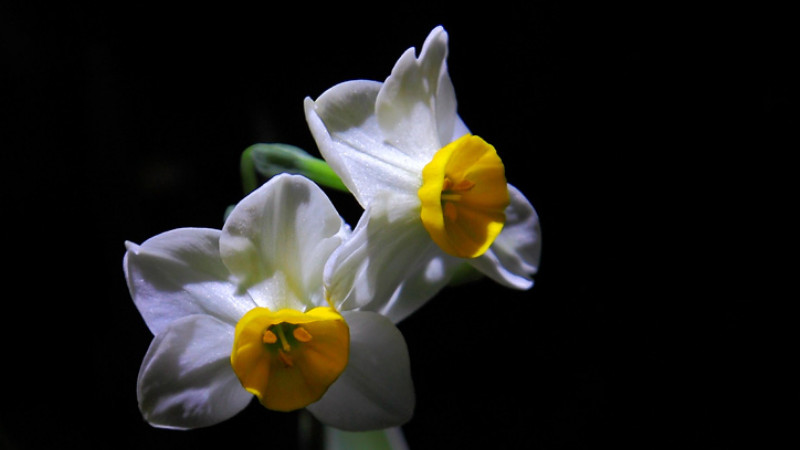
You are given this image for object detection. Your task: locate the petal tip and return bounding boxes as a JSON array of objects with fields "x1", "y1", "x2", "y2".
[{"x1": 124, "y1": 240, "x2": 140, "y2": 253}]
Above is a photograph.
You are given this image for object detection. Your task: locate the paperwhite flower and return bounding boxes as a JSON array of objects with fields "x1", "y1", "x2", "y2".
[
  {"x1": 305, "y1": 26, "x2": 542, "y2": 323},
  {"x1": 123, "y1": 174, "x2": 414, "y2": 431}
]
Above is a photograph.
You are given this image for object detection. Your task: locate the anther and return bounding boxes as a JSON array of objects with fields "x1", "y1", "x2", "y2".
[
  {"x1": 442, "y1": 177, "x2": 454, "y2": 191},
  {"x1": 262, "y1": 330, "x2": 277, "y2": 344},
  {"x1": 293, "y1": 326, "x2": 312, "y2": 343},
  {"x1": 277, "y1": 350, "x2": 294, "y2": 368},
  {"x1": 441, "y1": 177, "x2": 474, "y2": 203},
  {"x1": 451, "y1": 179, "x2": 475, "y2": 191}
]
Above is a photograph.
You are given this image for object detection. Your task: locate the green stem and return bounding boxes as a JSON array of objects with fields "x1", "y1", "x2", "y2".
[
  {"x1": 298, "y1": 157, "x2": 349, "y2": 192},
  {"x1": 245, "y1": 143, "x2": 349, "y2": 193},
  {"x1": 240, "y1": 145, "x2": 259, "y2": 195}
]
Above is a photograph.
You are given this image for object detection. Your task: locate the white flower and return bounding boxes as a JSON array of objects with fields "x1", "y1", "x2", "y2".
[
  {"x1": 304, "y1": 26, "x2": 542, "y2": 323},
  {"x1": 123, "y1": 174, "x2": 414, "y2": 431}
]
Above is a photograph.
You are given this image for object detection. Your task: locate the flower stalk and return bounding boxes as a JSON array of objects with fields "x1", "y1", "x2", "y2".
[{"x1": 244, "y1": 143, "x2": 349, "y2": 193}]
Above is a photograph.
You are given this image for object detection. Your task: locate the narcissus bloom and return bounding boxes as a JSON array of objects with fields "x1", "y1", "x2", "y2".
[
  {"x1": 123, "y1": 174, "x2": 414, "y2": 430},
  {"x1": 305, "y1": 26, "x2": 542, "y2": 323}
]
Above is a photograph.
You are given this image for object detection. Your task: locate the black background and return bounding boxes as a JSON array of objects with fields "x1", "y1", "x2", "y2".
[{"x1": 1, "y1": 2, "x2": 791, "y2": 449}]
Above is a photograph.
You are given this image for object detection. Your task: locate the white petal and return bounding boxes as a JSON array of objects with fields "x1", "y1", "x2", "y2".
[
  {"x1": 307, "y1": 311, "x2": 414, "y2": 431},
  {"x1": 137, "y1": 314, "x2": 252, "y2": 429},
  {"x1": 376, "y1": 26, "x2": 457, "y2": 157},
  {"x1": 124, "y1": 228, "x2": 253, "y2": 336},
  {"x1": 451, "y1": 115, "x2": 471, "y2": 141},
  {"x1": 469, "y1": 184, "x2": 542, "y2": 289},
  {"x1": 324, "y1": 195, "x2": 461, "y2": 323},
  {"x1": 220, "y1": 174, "x2": 349, "y2": 311},
  {"x1": 305, "y1": 82, "x2": 422, "y2": 208}
]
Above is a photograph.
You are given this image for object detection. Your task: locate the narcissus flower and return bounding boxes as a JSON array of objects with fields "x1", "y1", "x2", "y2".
[
  {"x1": 123, "y1": 174, "x2": 414, "y2": 430},
  {"x1": 304, "y1": 26, "x2": 542, "y2": 323}
]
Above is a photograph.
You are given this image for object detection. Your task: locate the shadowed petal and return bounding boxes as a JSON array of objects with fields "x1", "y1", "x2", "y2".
[
  {"x1": 305, "y1": 82, "x2": 422, "y2": 208},
  {"x1": 307, "y1": 311, "x2": 414, "y2": 431},
  {"x1": 124, "y1": 228, "x2": 253, "y2": 335},
  {"x1": 220, "y1": 174, "x2": 349, "y2": 311},
  {"x1": 324, "y1": 194, "x2": 461, "y2": 323},
  {"x1": 469, "y1": 184, "x2": 542, "y2": 289},
  {"x1": 137, "y1": 315, "x2": 252, "y2": 429}
]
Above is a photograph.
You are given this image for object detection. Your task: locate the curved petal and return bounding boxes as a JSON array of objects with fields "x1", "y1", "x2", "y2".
[
  {"x1": 376, "y1": 25, "x2": 457, "y2": 158},
  {"x1": 468, "y1": 184, "x2": 542, "y2": 289},
  {"x1": 220, "y1": 174, "x2": 349, "y2": 311},
  {"x1": 137, "y1": 314, "x2": 252, "y2": 429},
  {"x1": 307, "y1": 311, "x2": 414, "y2": 431},
  {"x1": 304, "y1": 82, "x2": 422, "y2": 208},
  {"x1": 124, "y1": 228, "x2": 253, "y2": 336},
  {"x1": 324, "y1": 194, "x2": 461, "y2": 323}
]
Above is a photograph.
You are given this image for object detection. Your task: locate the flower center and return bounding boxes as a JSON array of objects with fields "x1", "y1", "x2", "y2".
[
  {"x1": 418, "y1": 134, "x2": 510, "y2": 258},
  {"x1": 231, "y1": 306, "x2": 349, "y2": 411}
]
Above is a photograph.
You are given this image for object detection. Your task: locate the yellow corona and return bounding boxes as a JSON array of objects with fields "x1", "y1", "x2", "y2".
[
  {"x1": 418, "y1": 134, "x2": 510, "y2": 258},
  {"x1": 231, "y1": 306, "x2": 349, "y2": 411}
]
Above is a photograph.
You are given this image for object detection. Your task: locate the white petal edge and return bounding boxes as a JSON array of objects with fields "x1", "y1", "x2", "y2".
[
  {"x1": 324, "y1": 193, "x2": 461, "y2": 323},
  {"x1": 375, "y1": 26, "x2": 457, "y2": 158},
  {"x1": 220, "y1": 174, "x2": 350, "y2": 311},
  {"x1": 305, "y1": 82, "x2": 422, "y2": 208},
  {"x1": 124, "y1": 228, "x2": 253, "y2": 336},
  {"x1": 137, "y1": 314, "x2": 252, "y2": 430},
  {"x1": 468, "y1": 184, "x2": 542, "y2": 289},
  {"x1": 307, "y1": 311, "x2": 414, "y2": 431}
]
